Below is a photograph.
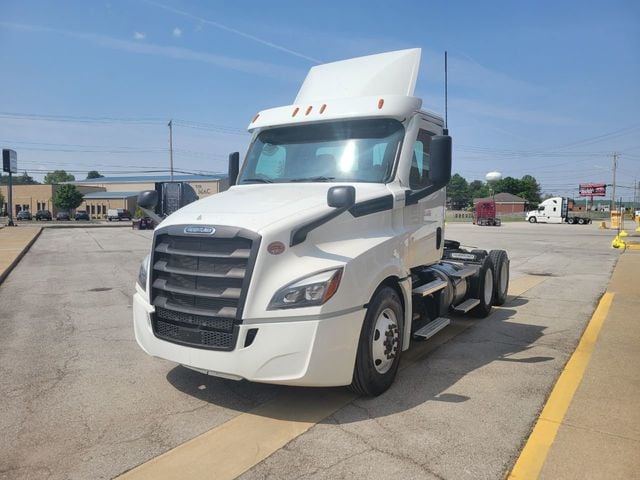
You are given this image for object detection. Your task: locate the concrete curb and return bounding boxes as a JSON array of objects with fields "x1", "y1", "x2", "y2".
[{"x1": 0, "y1": 227, "x2": 43, "y2": 286}]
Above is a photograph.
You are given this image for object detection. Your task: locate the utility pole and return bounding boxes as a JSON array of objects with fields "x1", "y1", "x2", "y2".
[
  {"x1": 611, "y1": 152, "x2": 618, "y2": 213},
  {"x1": 168, "y1": 119, "x2": 174, "y2": 182}
]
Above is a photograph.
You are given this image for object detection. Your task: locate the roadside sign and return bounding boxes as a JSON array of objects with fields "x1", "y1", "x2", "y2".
[
  {"x1": 2, "y1": 149, "x2": 17, "y2": 173},
  {"x1": 579, "y1": 183, "x2": 606, "y2": 197}
]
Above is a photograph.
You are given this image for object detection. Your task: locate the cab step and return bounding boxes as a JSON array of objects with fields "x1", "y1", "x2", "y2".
[
  {"x1": 448, "y1": 265, "x2": 479, "y2": 279},
  {"x1": 452, "y1": 298, "x2": 480, "y2": 313},
  {"x1": 412, "y1": 279, "x2": 448, "y2": 297},
  {"x1": 413, "y1": 317, "x2": 450, "y2": 339}
]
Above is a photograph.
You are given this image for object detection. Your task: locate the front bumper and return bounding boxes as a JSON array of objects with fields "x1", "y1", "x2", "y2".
[{"x1": 133, "y1": 292, "x2": 365, "y2": 386}]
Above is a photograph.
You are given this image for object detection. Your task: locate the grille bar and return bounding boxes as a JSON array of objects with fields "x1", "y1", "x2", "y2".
[
  {"x1": 152, "y1": 278, "x2": 241, "y2": 300},
  {"x1": 153, "y1": 295, "x2": 238, "y2": 319},
  {"x1": 155, "y1": 242, "x2": 251, "y2": 259},
  {"x1": 153, "y1": 261, "x2": 246, "y2": 279}
]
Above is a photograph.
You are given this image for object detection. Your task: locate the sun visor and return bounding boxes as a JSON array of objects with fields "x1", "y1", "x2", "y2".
[{"x1": 295, "y1": 48, "x2": 421, "y2": 103}]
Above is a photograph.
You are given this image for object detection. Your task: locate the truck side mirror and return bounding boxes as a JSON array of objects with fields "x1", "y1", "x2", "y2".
[
  {"x1": 138, "y1": 190, "x2": 158, "y2": 209},
  {"x1": 430, "y1": 135, "x2": 452, "y2": 188},
  {"x1": 228, "y1": 152, "x2": 240, "y2": 186},
  {"x1": 327, "y1": 186, "x2": 356, "y2": 209}
]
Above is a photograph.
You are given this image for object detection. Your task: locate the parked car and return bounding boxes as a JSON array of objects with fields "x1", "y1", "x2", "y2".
[
  {"x1": 107, "y1": 208, "x2": 132, "y2": 221},
  {"x1": 16, "y1": 210, "x2": 32, "y2": 221},
  {"x1": 75, "y1": 210, "x2": 90, "y2": 221},
  {"x1": 35, "y1": 210, "x2": 52, "y2": 221},
  {"x1": 56, "y1": 212, "x2": 71, "y2": 221}
]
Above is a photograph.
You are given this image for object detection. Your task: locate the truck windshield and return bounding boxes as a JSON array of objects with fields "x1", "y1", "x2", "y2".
[{"x1": 239, "y1": 119, "x2": 404, "y2": 184}]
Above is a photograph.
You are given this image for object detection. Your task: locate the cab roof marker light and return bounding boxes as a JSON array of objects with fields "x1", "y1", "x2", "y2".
[
  {"x1": 377, "y1": 98, "x2": 385, "y2": 109},
  {"x1": 251, "y1": 113, "x2": 260, "y2": 123},
  {"x1": 292, "y1": 107, "x2": 300, "y2": 117},
  {"x1": 305, "y1": 106, "x2": 313, "y2": 115},
  {"x1": 319, "y1": 104, "x2": 327, "y2": 114}
]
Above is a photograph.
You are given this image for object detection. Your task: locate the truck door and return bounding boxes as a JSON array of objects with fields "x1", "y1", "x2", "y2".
[{"x1": 403, "y1": 125, "x2": 444, "y2": 267}]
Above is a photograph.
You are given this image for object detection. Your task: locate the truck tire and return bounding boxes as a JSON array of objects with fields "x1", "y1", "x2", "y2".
[
  {"x1": 528, "y1": 217, "x2": 536, "y2": 223},
  {"x1": 350, "y1": 286, "x2": 403, "y2": 396},
  {"x1": 489, "y1": 250, "x2": 509, "y2": 306},
  {"x1": 470, "y1": 256, "x2": 494, "y2": 318},
  {"x1": 577, "y1": 218, "x2": 585, "y2": 225}
]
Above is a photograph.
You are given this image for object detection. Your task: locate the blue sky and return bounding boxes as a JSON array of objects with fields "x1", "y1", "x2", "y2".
[{"x1": 0, "y1": 0, "x2": 639, "y2": 199}]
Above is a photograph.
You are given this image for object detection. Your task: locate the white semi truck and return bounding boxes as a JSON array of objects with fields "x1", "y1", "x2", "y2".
[
  {"x1": 133, "y1": 49, "x2": 510, "y2": 395},
  {"x1": 526, "y1": 196, "x2": 592, "y2": 224}
]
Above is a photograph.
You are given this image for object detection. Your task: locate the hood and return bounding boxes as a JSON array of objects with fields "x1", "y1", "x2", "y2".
[{"x1": 160, "y1": 183, "x2": 390, "y2": 233}]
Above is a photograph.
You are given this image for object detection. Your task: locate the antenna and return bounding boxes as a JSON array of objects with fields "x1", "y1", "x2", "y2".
[{"x1": 444, "y1": 50, "x2": 449, "y2": 135}]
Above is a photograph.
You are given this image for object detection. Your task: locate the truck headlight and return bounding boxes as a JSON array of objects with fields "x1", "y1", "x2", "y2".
[
  {"x1": 268, "y1": 268, "x2": 343, "y2": 310},
  {"x1": 137, "y1": 254, "x2": 150, "y2": 291}
]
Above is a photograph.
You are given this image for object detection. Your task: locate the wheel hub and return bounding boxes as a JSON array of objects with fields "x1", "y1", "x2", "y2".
[{"x1": 372, "y1": 308, "x2": 399, "y2": 374}]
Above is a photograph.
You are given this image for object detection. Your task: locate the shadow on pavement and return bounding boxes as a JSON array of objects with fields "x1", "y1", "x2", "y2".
[{"x1": 166, "y1": 301, "x2": 549, "y2": 421}]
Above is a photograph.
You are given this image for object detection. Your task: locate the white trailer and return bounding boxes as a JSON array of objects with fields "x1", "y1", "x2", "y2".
[
  {"x1": 133, "y1": 49, "x2": 510, "y2": 395},
  {"x1": 526, "y1": 197, "x2": 592, "y2": 225}
]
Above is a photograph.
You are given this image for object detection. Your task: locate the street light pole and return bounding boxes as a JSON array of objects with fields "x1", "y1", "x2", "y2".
[{"x1": 168, "y1": 119, "x2": 174, "y2": 182}]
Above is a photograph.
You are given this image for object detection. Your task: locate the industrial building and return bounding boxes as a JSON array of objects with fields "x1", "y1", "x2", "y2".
[
  {"x1": 0, "y1": 184, "x2": 103, "y2": 217},
  {"x1": 473, "y1": 192, "x2": 527, "y2": 214},
  {"x1": 1, "y1": 174, "x2": 228, "y2": 219}
]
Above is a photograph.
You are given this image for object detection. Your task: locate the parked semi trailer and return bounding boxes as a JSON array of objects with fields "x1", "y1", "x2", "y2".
[
  {"x1": 474, "y1": 200, "x2": 501, "y2": 226},
  {"x1": 133, "y1": 49, "x2": 510, "y2": 395},
  {"x1": 526, "y1": 196, "x2": 592, "y2": 224}
]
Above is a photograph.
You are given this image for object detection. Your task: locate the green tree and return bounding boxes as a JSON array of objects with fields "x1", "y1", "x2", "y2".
[
  {"x1": 44, "y1": 170, "x2": 75, "y2": 184},
  {"x1": 468, "y1": 180, "x2": 490, "y2": 200},
  {"x1": 519, "y1": 174, "x2": 542, "y2": 204},
  {"x1": 493, "y1": 176, "x2": 522, "y2": 195},
  {"x1": 447, "y1": 173, "x2": 470, "y2": 209},
  {"x1": 0, "y1": 171, "x2": 39, "y2": 185},
  {"x1": 86, "y1": 170, "x2": 104, "y2": 179},
  {"x1": 53, "y1": 184, "x2": 83, "y2": 212}
]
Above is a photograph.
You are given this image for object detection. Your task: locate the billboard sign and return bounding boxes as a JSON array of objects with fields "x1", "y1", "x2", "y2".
[
  {"x1": 579, "y1": 183, "x2": 606, "y2": 197},
  {"x1": 2, "y1": 149, "x2": 17, "y2": 173}
]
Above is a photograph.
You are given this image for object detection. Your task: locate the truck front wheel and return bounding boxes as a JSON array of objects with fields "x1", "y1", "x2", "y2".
[
  {"x1": 350, "y1": 286, "x2": 403, "y2": 396},
  {"x1": 528, "y1": 217, "x2": 536, "y2": 223}
]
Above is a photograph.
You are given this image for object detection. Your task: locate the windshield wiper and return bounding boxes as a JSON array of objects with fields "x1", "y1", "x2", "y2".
[
  {"x1": 241, "y1": 177, "x2": 273, "y2": 183},
  {"x1": 289, "y1": 176, "x2": 336, "y2": 182}
]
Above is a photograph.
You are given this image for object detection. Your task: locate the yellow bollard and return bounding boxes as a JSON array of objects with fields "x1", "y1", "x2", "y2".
[
  {"x1": 620, "y1": 230, "x2": 629, "y2": 237},
  {"x1": 612, "y1": 235, "x2": 626, "y2": 249},
  {"x1": 599, "y1": 221, "x2": 606, "y2": 229}
]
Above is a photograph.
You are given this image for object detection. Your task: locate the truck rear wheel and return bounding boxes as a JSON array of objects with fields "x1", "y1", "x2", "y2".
[
  {"x1": 350, "y1": 286, "x2": 403, "y2": 396},
  {"x1": 470, "y1": 257, "x2": 494, "y2": 318},
  {"x1": 528, "y1": 217, "x2": 536, "y2": 223},
  {"x1": 489, "y1": 250, "x2": 509, "y2": 306},
  {"x1": 578, "y1": 218, "x2": 585, "y2": 225}
]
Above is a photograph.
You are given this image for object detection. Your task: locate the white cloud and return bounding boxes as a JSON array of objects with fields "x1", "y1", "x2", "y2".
[
  {"x1": 172, "y1": 27, "x2": 182, "y2": 38},
  {"x1": 133, "y1": 31, "x2": 146, "y2": 40}
]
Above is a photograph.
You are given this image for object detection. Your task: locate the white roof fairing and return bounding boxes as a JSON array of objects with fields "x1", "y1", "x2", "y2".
[
  {"x1": 247, "y1": 48, "x2": 440, "y2": 132},
  {"x1": 295, "y1": 48, "x2": 422, "y2": 103}
]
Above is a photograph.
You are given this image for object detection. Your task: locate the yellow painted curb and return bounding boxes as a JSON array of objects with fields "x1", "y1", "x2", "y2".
[{"x1": 507, "y1": 292, "x2": 614, "y2": 480}]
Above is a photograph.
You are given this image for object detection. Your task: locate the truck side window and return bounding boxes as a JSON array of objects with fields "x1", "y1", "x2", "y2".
[{"x1": 410, "y1": 129, "x2": 433, "y2": 190}]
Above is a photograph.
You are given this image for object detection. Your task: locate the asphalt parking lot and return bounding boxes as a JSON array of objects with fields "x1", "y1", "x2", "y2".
[{"x1": 0, "y1": 223, "x2": 619, "y2": 480}]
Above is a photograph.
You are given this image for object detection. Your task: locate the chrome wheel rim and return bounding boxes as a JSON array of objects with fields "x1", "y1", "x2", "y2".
[
  {"x1": 499, "y1": 261, "x2": 508, "y2": 296},
  {"x1": 484, "y1": 268, "x2": 494, "y2": 305},
  {"x1": 371, "y1": 308, "x2": 399, "y2": 374}
]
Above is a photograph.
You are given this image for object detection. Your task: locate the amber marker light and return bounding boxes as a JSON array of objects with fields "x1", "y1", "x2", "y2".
[
  {"x1": 251, "y1": 113, "x2": 260, "y2": 123},
  {"x1": 377, "y1": 98, "x2": 385, "y2": 109},
  {"x1": 322, "y1": 269, "x2": 343, "y2": 303},
  {"x1": 319, "y1": 104, "x2": 327, "y2": 114},
  {"x1": 292, "y1": 107, "x2": 300, "y2": 117},
  {"x1": 305, "y1": 106, "x2": 313, "y2": 115}
]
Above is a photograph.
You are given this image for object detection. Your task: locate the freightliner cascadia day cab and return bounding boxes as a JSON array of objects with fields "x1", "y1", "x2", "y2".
[
  {"x1": 133, "y1": 49, "x2": 510, "y2": 396},
  {"x1": 526, "y1": 196, "x2": 592, "y2": 225}
]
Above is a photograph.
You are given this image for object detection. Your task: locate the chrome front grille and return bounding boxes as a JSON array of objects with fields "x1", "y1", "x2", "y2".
[{"x1": 150, "y1": 225, "x2": 260, "y2": 350}]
